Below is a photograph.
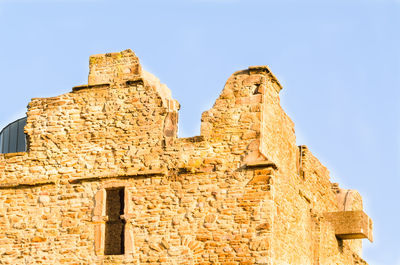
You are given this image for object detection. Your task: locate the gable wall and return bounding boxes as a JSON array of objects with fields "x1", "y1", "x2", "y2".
[{"x1": 0, "y1": 49, "x2": 370, "y2": 265}]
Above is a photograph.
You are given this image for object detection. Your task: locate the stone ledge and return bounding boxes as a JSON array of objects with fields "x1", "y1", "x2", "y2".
[
  {"x1": 324, "y1": 210, "x2": 373, "y2": 242},
  {"x1": 72, "y1": 83, "x2": 110, "y2": 92},
  {"x1": 246, "y1": 160, "x2": 278, "y2": 170},
  {"x1": 125, "y1": 77, "x2": 145, "y2": 86},
  {"x1": 0, "y1": 169, "x2": 167, "y2": 187},
  {"x1": 69, "y1": 168, "x2": 167, "y2": 184},
  {"x1": 2, "y1": 152, "x2": 27, "y2": 159},
  {"x1": 0, "y1": 180, "x2": 55, "y2": 189}
]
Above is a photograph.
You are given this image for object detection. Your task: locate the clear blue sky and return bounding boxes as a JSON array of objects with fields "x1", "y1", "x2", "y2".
[{"x1": 0, "y1": 0, "x2": 398, "y2": 264}]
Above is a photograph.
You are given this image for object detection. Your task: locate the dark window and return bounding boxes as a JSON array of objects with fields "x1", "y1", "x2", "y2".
[
  {"x1": 0, "y1": 130, "x2": 3, "y2": 153},
  {"x1": 8, "y1": 121, "x2": 18, "y2": 153},
  {"x1": 17, "y1": 118, "x2": 26, "y2": 152},
  {"x1": 104, "y1": 188, "x2": 125, "y2": 255},
  {"x1": 2, "y1": 126, "x2": 9, "y2": 153}
]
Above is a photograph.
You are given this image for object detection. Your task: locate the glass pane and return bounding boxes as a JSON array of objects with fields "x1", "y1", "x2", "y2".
[
  {"x1": 0, "y1": 131, "x2": 3, "y2": 153},
  {"x1": 8, "y1": 121, "x2": 18, "y2": 153},
  {"x1": 17, "y1": 118, "x2": 27, "y2": 152},
  {"x1": 3, "y1": 126, "x2": 9, "y2": 153}
]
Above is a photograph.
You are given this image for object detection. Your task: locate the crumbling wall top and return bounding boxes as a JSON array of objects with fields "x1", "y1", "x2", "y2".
[
  {"x1": 85, "y1": 49, "x2": 178, "y2": 113},
  {"x1": 88, "y1": 49, "x2": 141, "y2": 86}
]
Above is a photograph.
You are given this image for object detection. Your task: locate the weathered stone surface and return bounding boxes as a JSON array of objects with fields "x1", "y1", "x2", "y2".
[{"x1": 0, "y1": 49, "x2": 372, "y2": 264}]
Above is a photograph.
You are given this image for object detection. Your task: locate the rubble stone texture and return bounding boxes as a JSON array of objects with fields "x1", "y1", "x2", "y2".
[{"x1": 0, "y1": 49, "x2": 372, "y2": 265}]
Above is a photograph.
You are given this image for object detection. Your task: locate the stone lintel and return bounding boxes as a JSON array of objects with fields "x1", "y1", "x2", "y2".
[
  {"x1": 125, "y1": 77, "x2": 145, "y2": 86},
  {"x1": 246, "y1": 160, "x2": 278, "y2": 170},
  {"x1": 0, "y1": 180, "x2": 56, "y2": 189},
  {"x1": 0, "y1": 169, "x2": 167, "y2": 188},
  {"x1": 324, "y1": 210, "x2": 373, "y2": 242},
  {"x1": 69, "y1": 168, "x2": 167, "y2": 184},
  {"x1": 72, "y1": 83, "x2": 110, "y2": 92}
]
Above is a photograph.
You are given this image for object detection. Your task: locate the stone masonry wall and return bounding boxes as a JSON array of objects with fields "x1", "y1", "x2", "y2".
[{"x1": 0, "y1": 49, "x2": 371, "y2": 265}]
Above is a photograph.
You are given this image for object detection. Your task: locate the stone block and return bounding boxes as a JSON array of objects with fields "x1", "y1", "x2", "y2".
[{"x1": 324, "y1": 210, "x2": 373, "y2": 242}]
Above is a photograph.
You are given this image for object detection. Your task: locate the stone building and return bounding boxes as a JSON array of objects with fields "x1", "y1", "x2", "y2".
[{"x1": 0, "y1": 49, "x2": 372, "y2": 265}]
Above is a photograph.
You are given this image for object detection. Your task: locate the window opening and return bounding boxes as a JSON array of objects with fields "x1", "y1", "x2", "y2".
[{"x1": 105, "y1": 188, "x2": 125, "y2": 255}]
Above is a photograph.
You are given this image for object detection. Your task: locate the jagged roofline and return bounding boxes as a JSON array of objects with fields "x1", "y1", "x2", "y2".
[
  {"x1": 75, "y1": 49, "x2": 285, "y2": 130},
  {"x1": 27, "y1": 49, "x2": 290, "y2": 160}
]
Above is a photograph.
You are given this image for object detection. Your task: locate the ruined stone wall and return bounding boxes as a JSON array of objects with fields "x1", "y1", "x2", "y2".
[
  {"x1": 0, "y1": 49, "x2": 371, "y2": 265},
  {"x1": 269, "y1": 145, "x2": 368, "y2": 265}
]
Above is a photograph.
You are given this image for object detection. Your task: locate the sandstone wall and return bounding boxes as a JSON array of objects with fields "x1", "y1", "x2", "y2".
[{"x1": 0, "y1": 49, "x2": 371, "y2": 265}]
